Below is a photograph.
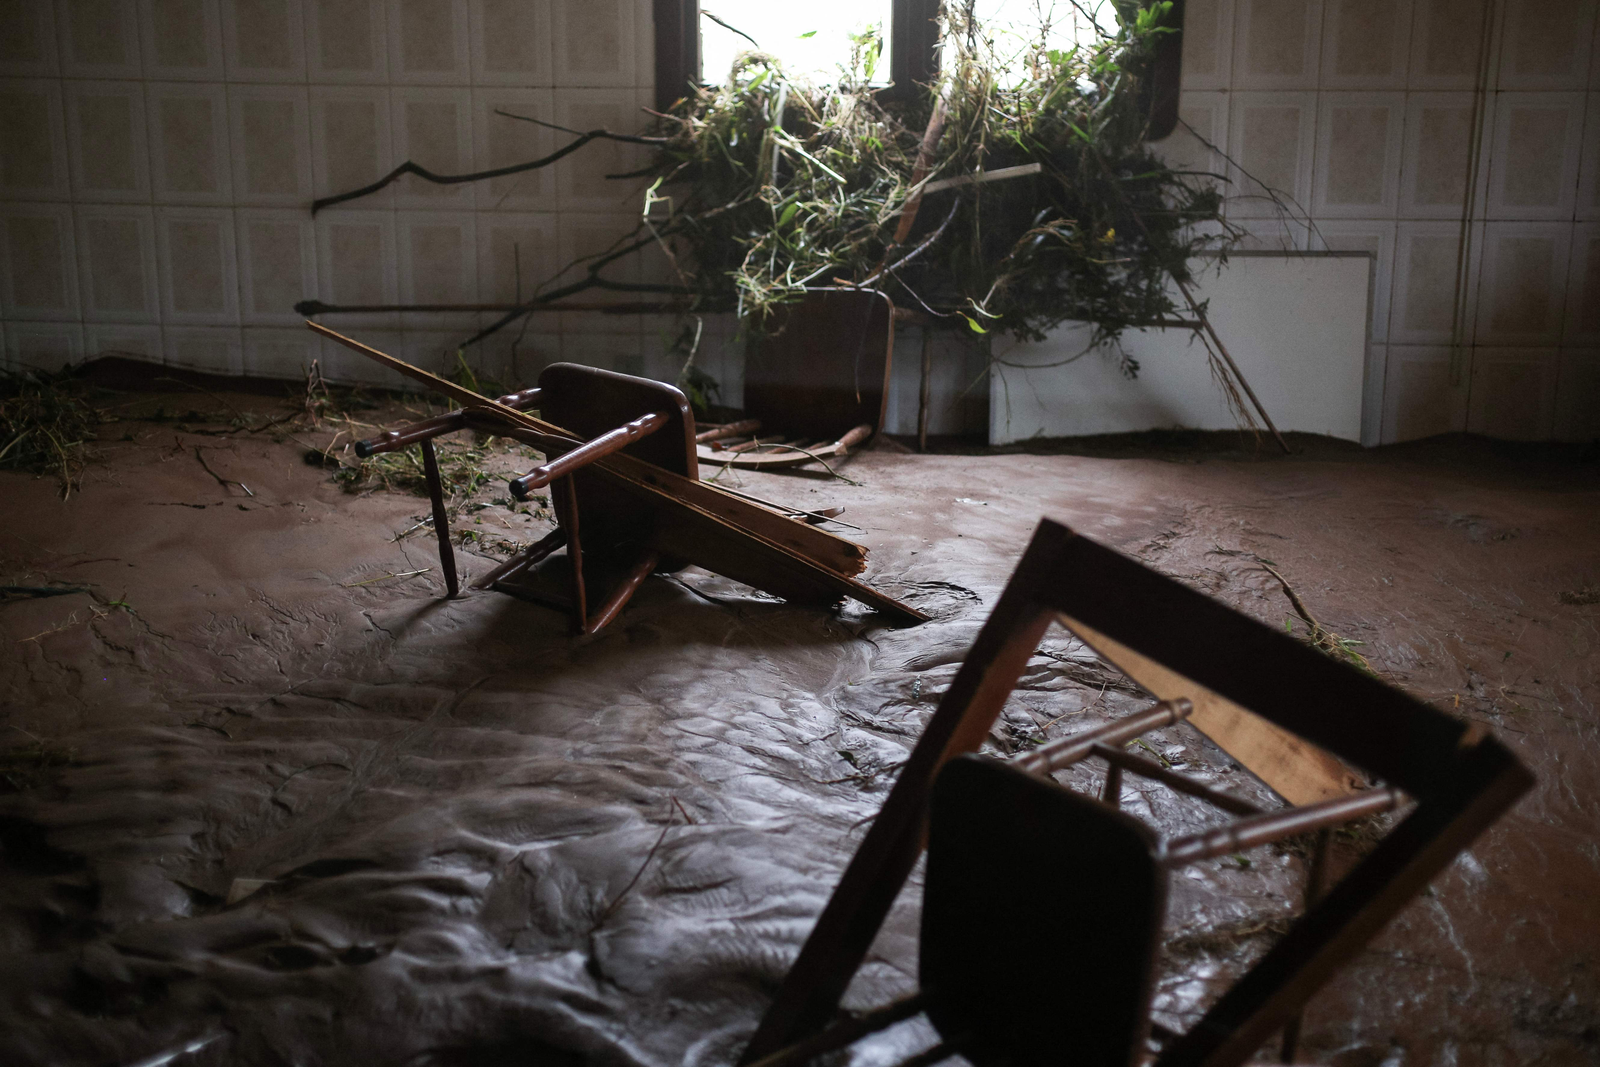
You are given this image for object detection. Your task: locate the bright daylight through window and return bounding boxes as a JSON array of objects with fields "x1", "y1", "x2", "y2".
[{"x1": 697, "y1": 0, "x2": 1116, "y2": 88}]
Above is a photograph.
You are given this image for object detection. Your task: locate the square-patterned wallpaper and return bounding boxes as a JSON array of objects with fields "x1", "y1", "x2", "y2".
[
  {"x1": 2, "y1": 0, "x2": 1597, "y2": 442},
  {"x1": 1161, "y1": 0, "x2": 1599, "y2": 443},
  {"x1": 0, "y1": 0, "x2": 715, "y2": 396}
]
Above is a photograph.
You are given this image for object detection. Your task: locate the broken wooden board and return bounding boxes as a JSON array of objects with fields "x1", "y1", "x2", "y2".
[
  {"x1": 696, "y1": 439, "x2": 851, "y2": 470},
  {"x1": 306, "y1": 322, "x2": 922, "y2": 624},
  {"x1": 1053, "y1": 613, "x2": 1362, "y2": 805}
]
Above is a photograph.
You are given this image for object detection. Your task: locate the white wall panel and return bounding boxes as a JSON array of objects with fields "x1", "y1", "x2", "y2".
[
  {"x1": 1467, "y1": 345, "x2": 1559, "y2": 438},
  {"x1": 468, "y1": 0, "x2": 551, "y2": 87},
  {"x1": 1313, "y1": 219, "x2": 1395, "y2": 340},
  {"x1": 64, "y1": 79, "x2": 151, "y2": 202},
  {"x1": 1486, "y1": 91, "x2": 1586, "y2": 219},
  {"x1": 989, "y1": 255, "x2": 1370, "y2": 444},
  {"x1": 1554, "y1": 347, "x2": 1599, "y2": 438},
  {"x1": 74, "y1": 203, "x2": 160, "y2": 322},
  {"x1": 306, "y1": 0, "x2": 389, "y2": 83},
  {"x1": 138, "y1": 0, "x2": 226, "y2": 82},
  {"x1": 1312, "y1": 91, "x2": 1404, "y2": 217},
  {"x1": 1320, "y1": 0, "x2": 1411, "y2": 90},
  {"x1": 220, "y1": 0, "x2": 307, "y2": 82},
  {"x1": 4, "y1": 321, "x2": 84, "y2": 372},
  {"x1": 388, "y1": 0, "x2": 471, "y2": 86},
  {"x1": 1, "y1": 203, "x2": 80, "y2": 321},
  {"x1": 1496, "y1": 0, "x2": 1597, "y2": 90},
  {"x1": 56, "y1": 0, "x2": 143, "y2": 80},
  {"x1": 1227, "y1": 91, "x2": 1318, "y2": 217},
  {"x1": 147, "y1": 81, "x2": 233, "y2": 203},
  {"x1": 1474, "y1": 221, "x2": 1571, "y2": 345},
  {"x1": 0, "y1": 1, "x2": 61, "y2": 78},
  {"x1": 0, "y1": 80, "x2": 71, "y2": 200},
  {"x1": 1232, "y1": 0, "x2": 1322, "y2": 90},
  {"x1": 1381, "y1": 344, "x2": 1469, "y2": 441}
]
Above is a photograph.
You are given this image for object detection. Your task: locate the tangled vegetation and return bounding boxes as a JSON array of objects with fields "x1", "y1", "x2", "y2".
[
  {"x1": 0, "y1": 368, "x2": 105, "y2": 498},
  {"x1": 642, "y1": 1, "x2": 1230, "y2": 352},
  {"x1": 445, "y1": 1, "x2": 1242, "y2": 386}
]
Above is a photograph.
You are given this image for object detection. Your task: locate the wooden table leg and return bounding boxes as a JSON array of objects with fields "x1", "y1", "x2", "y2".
[
  {"x1": 419, "y1": 439, "x2": 458, "y2": 597},
  {"x1": 551, "y1": 474, "x2": 586, "y2": 631}
]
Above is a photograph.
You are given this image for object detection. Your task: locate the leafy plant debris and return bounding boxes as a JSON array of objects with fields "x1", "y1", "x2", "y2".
[{"x1": 0, "y1": 367, "x2": 107, "y2": 498}]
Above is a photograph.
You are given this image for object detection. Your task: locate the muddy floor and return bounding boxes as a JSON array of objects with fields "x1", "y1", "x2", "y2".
[{"x1": 1, "y1": 383, "x2": 1597, "y2": 1067}]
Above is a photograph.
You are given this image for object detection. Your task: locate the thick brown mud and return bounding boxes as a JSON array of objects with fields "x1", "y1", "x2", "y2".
[{"x1": 1, "y1": 405, "x2": 1597, "y2": 1067}]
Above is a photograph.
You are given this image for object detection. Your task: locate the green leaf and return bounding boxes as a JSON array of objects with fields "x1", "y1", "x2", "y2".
[
  {"x1": 798, "y1": 30, "x2": 817, "y2": 38},
  {"x1": 963, "y1": 315, "x2": 987, "y2": 334},
  {"x1": 778, "y1": 202, "x2": 798, "y2": 226}
]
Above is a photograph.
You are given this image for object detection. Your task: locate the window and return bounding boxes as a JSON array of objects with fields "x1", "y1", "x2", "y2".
[
  {"x1": 699, "y1": 2, "x2": 897, "y2": 88},
  {"x1": 653, "y1": 0, "x2": 941, "y2": 109},
  {"x1": 655, "y1": 1, "x2": 1182, "y2": 137}
]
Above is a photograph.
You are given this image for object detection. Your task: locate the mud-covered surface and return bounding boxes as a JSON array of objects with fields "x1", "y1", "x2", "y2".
[{"x1": 1, "y1": 392, "x2": 1597, "y2": 1067}]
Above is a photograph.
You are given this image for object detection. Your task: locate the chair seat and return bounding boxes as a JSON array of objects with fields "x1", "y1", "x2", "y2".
[{"x1": 923, "y1": 756, "x2": 1167, "y2": 1067}]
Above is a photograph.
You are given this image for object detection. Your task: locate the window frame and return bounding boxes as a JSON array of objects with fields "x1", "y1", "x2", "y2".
[
  {"x1": 652, "y1": 0, "x2": 943, "y2": 111},
  {"x1": 652, "y1": 0, "x2": 1181, "y2": 137}
]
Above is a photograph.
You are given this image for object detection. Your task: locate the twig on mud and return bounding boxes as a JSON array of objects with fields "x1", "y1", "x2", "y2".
[
  {"x1": 154, "y1": 376, "x2": 252, "y2": 426},
  {"x1": 339, "y1": 568, "x2": 431, "y2": 588},
  {"x1": 669, "y1": 795, "x2": 697, "y2": 825},
  {"x1": 814, "y1": 758, "x2": 908, "y2": 786},
  {"x1": 1256, "y1": 561, "x2": 1373, "y2": 673},
  {"x1": 193, "y1": 446, "x2": 254, "y2": 497},
  {"x1": 1165, "y1": 914, "x2": 1292, "y2": 958},
  {"x1": 1, "y1": 585, "x2": 91, "y2": 601},
  {"x1": 592, "y1": 808, "x2": 678, "y2": 930},
  {"x1": 18, "y1": 608, "x2": 98, "y2": 642}
]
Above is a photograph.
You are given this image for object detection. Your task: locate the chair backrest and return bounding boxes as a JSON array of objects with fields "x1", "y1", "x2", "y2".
[
  {"x1": 538, "y1": 362, "x2": 698, "y2": 481},
  {"x1": 923, "y1": 755, "x2": 1167, "y2": 1067},
  {"x1": 740, "y1": 519, "x2": 1533, "y2": 1067},
  {"x1": 742, "y1": 289, "x2": 894, "y2": 442}
]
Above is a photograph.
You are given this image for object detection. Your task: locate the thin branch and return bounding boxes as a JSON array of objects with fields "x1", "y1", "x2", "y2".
[
  {"x1": 702, "y1": 9, "x2": 761, "y2": 49},
  {"x1": 858, "y1": 196, "x2": 961, "y2": 288},
  {"x1": 311, "y1": 124, "x2": 665, "y2": 214}
]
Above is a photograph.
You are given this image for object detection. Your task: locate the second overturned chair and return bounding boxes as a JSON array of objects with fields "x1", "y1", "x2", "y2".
[{"x1": 340, "y1": 338, "x2": 926, "y2": 635}]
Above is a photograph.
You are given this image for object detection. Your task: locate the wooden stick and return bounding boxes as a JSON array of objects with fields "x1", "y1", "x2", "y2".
[
  {"x1": 920, "y1": 161, "x2": 1041, "y2": 195},
  {"x1": 1174, "y1": 277, "x2": 1291, "y2": 454},
  {"x1": 695, "y1": 418, "x2": 761, "y2": 443},
  {"x1": 917, "y1": 326, "x2": 932, "y2": 452},
  {"x1": 419, "y1": 439, "x2": 459, "y2": 597}
]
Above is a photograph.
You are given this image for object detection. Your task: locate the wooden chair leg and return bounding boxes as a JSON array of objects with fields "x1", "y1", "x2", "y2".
[
  {"x1": 583, "y1": 550, "x2": 659, "y2": 635},
  {"x1": 551, "y1": 474, "x2": 586, "y2": 632},
  {"x1": 419, "y1": 438, "x2": 458, "y2": 597},
  {"x1": 471, "y1": 526, "x2": 567, "y2": 590}
]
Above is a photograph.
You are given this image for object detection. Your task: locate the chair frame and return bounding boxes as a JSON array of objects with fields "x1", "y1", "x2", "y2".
[
  {"x1": 741, "y1": 519, "x2": 1533, "y2": 1067},
  {"x1": 354, "y1": 373, "x2": 685, "y2": 636}
]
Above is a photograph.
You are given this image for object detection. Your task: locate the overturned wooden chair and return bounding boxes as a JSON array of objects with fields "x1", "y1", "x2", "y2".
[
  {"x1": 323, "y1": 322, "x2": 926, "y2": 635},
  {"x1": 354, "y1": 362, "x2": 694, "y2": 633},
  {"x1": 696, "y1": 289, "x2": 893, "y2": 471},
  {"x1": 741, "y1": 519, "x2": 1533, "y2": 1067}
]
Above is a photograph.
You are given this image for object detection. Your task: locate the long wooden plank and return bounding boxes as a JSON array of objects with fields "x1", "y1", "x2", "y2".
[
  {"x1": 623, "y1": 461, "x2": 865, "y2": 576},
  {"x1": 1056, "y1": 613, "x2": 1361, "y2": 805},
  {"x1": 486, "y1": 422, "x2": 876, "y2": 585},
  {"x1": 460, "y1": 412, "x2": 866, "y2": 576},
  {"x1": 306, "y1": 322, "x2": 917, "y2": 622}
]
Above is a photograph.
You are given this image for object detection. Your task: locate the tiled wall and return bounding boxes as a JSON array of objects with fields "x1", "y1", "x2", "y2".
[
  {"x1": 1159, "y1": 0, "x2": 1600, "y2": 443},
  {"x1": 4, "y1": 1, "x2": 1596, "y2": 441},
  {"x1": 0, "y1": 0, "x2": 707, "y2": 393}
]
